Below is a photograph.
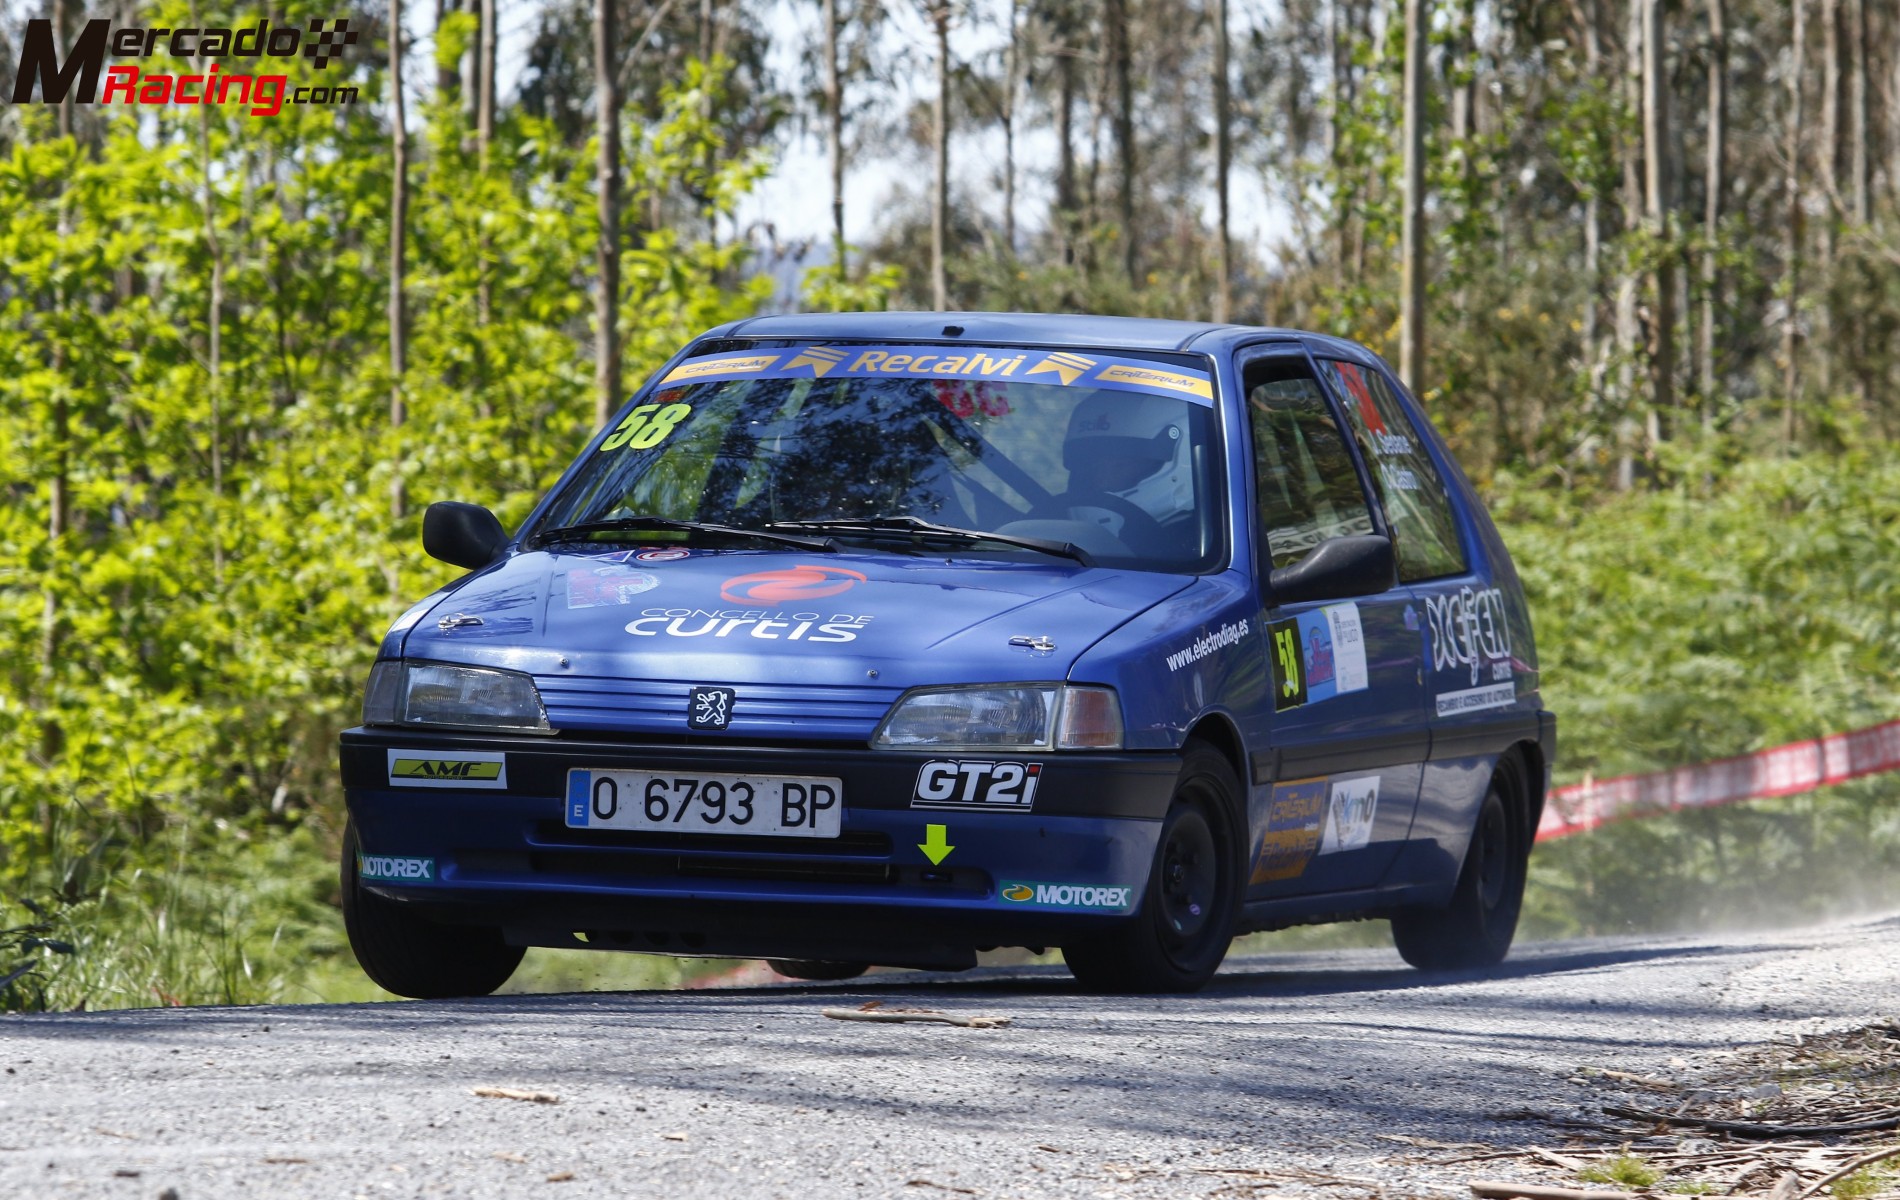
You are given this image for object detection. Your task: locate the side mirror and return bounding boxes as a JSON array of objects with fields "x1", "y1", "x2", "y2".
[
  {"x1": 1268, "y1": 535, "x2": 1394, "y2": 606},
  {"x1": 422, "y1": 501, "x2": 509, "y2": 570}
]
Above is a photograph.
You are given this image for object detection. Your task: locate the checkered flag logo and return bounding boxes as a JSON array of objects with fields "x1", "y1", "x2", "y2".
[{"x1": 304, "y1": 19, "x2": 357, "y2": 69}]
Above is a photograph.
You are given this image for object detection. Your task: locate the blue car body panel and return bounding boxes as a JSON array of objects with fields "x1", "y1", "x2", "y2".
[{"x1": 341, "y1": 313, "x2": 1553, "y2": 967}]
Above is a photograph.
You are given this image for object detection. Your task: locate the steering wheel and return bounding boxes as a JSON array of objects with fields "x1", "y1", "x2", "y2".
[{"x1": 1034, "y1": 491, "x2": 1168, "y2": 555}]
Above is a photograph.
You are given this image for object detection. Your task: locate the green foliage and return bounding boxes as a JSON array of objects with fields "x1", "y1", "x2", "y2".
[
  {"x1": 0, "y1": 50, "x2": 772, "y2": 1010},
  {"x1": 1501, "y1": 445, "x2": 1900, "y2": 938},
  {"x1": 1831, "y1": 1167, "x2": 1894, "y2": 1200}
]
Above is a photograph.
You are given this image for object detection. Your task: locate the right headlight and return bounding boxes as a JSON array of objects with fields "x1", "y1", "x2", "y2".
[
  {"x1": 363, "y1": 660, "x2": 555, "y2": 736},
  {"x1": 872, "y1": 684, "x2": 1123, "y2": 751}
]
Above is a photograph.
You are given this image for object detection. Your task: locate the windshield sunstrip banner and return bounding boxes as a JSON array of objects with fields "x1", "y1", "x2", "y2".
[{"x1": 658, "y1": 344, "x2": 1214, "y2": 404}]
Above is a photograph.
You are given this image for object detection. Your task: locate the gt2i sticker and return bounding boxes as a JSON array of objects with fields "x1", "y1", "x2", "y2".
[
  {"x1": 387, "y1": 750, "x2": 507, "y2": 789},
  {"x1": 358, "y1": 855, "x2": 436, "y2": 882},
  {"x1": 998, "y1": 881, "x2": 1134, "y2": 911},
  {"x1": 1165, "y1": 618, "x2": 1250, "y2": 673},
  {"x1": 911, "y1": 760, "x2": 1042, "y2": 812},
  {"x1": 1251, "y1": 778, "x2": 1327, "y2": 883},
  {"x1": 655, "y1": 344, "x2": 1216, "y2": 405},
  {"x1": 1318, "y1": 776, "x2": 1379, "y2": 855},
  {"x1": 600, "y1": 398, "x2": 694, "y2": 451},
  {"x1": 1425, "y1": 585, "x2": 1514, "y2": 686},
  {"x1": 566, "y1": 565, "x2": 660, "y2": 608}
]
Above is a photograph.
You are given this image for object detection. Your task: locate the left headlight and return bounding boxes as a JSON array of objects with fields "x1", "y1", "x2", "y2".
[
  {"x1": 872, "y1": 684, "x2": 1123, "y2": 751},
  {"x1": 362, "y1": 660, "x2": 555, "y2": 736}
]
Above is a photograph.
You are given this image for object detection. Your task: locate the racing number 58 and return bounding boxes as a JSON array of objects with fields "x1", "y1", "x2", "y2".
[{"x1": 602, "y1": 402, "x2": 693, "y2": 451}]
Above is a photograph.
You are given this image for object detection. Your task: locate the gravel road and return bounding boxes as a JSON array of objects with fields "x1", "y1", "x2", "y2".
[{"x1": 5, "y1": 912, "x2": 1899, "y2": 1200}]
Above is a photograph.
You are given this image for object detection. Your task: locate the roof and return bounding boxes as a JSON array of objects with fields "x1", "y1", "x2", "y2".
[
  {"x1": 698, "y1": 311, "x2": 1384, "y2": 367},
  {"x1": 710, "y1": 311, "x2": 1237, "y2": 353}
]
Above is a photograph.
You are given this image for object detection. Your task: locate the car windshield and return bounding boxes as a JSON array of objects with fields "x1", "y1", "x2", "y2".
[{"x1": 534, "y1": 343, "x2": 1225, "y2": 573}]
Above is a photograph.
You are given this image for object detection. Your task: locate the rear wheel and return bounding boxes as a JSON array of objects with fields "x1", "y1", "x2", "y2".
[
  {"x1": 1062, "y1": 744, "x2": 1242, "y2": 994},
  {"x1": 342, "y1": 822, "x2": 524, "y2": 999},
  {"x1": 1390, "y1": 756, "x2": 1529, "y2": 970},
  {"x1": 767, "y1": 960, "x2": 869, "y2": 982}
]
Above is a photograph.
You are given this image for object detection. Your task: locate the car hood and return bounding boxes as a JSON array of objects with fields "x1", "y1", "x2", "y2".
[{"x1": 393, "y1": 547, "x2": 1192, "y2": 738}]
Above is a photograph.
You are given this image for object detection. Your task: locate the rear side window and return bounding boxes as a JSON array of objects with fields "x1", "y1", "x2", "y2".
[
  {"x1": 1244, "y1": 360, "x2": 1377, "y2": 570},
  {"x1": 1317, "y1": 360, "x2": 1466, "y2": 582}
]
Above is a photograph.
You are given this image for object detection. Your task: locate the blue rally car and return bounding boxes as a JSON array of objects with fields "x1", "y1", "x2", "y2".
[{"x1": 340, "y1": 313, "x2": 1555, "y2": 996}]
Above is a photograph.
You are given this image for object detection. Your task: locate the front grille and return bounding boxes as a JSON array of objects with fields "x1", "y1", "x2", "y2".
[
  {"x1": 534, "y1": 822, "x2": 891, "y2": 857},
  {"x1": 524, "y1": 849, "x2": 895, "y2": 888}
]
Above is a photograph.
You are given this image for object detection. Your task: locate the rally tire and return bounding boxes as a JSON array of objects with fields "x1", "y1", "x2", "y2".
[
  {"x1": 1062, "y1": 743, "x2": 1242, "y2": 994},
  {"x1": 342, "y1": 822, "x2": 524, "y2": 999},
  {"x1": 1390, "y1": 755, "x2": 1529, "y2": 971},
  {"x1": 767, "y1": 960, "x2": 869, "y2": 982}
]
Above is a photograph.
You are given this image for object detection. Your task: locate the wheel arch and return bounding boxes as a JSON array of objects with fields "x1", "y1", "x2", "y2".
[
  {"x1": 1506, "y1": 738, "x2": 1546, "y2": 853},
  {"x1": 1183, "y1": 713, "x2": 1248, "y2": 800}
]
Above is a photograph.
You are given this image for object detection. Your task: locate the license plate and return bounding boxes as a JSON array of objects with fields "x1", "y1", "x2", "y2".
[{"x1": 565, "y1": 769, "x2": 844, "y2": 838}]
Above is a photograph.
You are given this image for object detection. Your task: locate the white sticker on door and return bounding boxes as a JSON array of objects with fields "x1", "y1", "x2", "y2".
[{"x1": 1318, "y1": 776, "x2": 1379, "y2": 855}]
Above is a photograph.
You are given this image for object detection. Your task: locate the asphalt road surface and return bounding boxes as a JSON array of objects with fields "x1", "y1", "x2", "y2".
[{"x1": 5, "y1": 913, "x2": 1899, "y2": 1200}]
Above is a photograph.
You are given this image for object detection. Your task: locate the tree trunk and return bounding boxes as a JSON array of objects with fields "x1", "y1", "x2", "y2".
[
  {"x1": 930, "y1": 1, "x2": 950, "y2": 310},
  {"x1": 1847, "y1": 0, "x2": 1868, "y2": 224},
  {"x1": 435, "y1": 0, "x2": 460, "y2": 101},
  {"x1": 1000, "y1": 0, "x2": 1021, "y2": 256},
  {"x1": 476, "y1": 0, "x2": 494, "y2": 417},
  {"x1": 1783, "y1": 0, "x2": 1806, "y2": 442},
  {"x1": 1106, "y1": 0, "x2": 1137, "y2": 285},
  {"x1": 1328, "y1": 0, "x2": 1344, "y2": 288},
  {"x1": 390, "y1": 0, "x2": 409, "y2": 520},
  {"x1": 1818, "y1": 0, "x2": 1838, "y2": 392},
  {"x1": 478, "y1": 0, "x2": 495, "y2": 154},
  {"x1": 1399, "y1": 0, "x2": 1427, "y2": 391},
  {"x1": 824, "y1": 0, "x2": 846, "y2": 282},
  {"x1": 1580, "y1": 0, "x2": 1602, "y2": 380},
  {"x1": 200, "y1": 49, "x2": 226, "y2": 585},
  {"x1": 595, "y1": 0, "x2": 622, "y2": 430},
  {"x1": 1056, "y1": 41, "x2": 1077, "y2": 264},
  {"x1": 1642, "y1": 0, "x2": 1674, "y2": 423},
  {"x1": 1212, "y1": 0, "x2": 1232, "y2": 322},
  {"x1": 1700, "y1": 0, "x2": 1725, "y2": 406}
]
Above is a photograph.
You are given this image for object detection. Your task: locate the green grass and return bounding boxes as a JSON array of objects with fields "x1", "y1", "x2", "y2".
[
  {"x1": 1578, "y1": 1155, "x2": 1662, "y2": 1189},
  {"x1": 1833, "y1": 1168, "x2": 1894, "y2": 1200}
]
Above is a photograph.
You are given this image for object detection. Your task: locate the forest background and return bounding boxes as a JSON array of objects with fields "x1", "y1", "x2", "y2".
[{"x1": 2, "y1": 0, "x2": 1898, "y2": 1008}]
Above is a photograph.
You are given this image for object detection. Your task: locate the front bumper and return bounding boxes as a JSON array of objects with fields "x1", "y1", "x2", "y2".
[{"x1": 340, "y1": 728, "x2": 1178, "y2": 968}]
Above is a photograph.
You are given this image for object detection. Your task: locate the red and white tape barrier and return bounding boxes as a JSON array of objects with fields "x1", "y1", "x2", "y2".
[{"x1": 1536, "y1": 717, "x2": 1900, "y2": 841}]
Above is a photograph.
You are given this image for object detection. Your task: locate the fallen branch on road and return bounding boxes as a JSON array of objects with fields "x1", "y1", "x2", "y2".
[
  {"x1": 822, "y1": 1006, "x2": 1010, "y2": 1028},
  {"x1": 1469, "y1": 1181, "x2": 1637, "y2": 1200},
  {"x1": 1603, "y1": 1104, "x2": 1900, "y2": 1139}
]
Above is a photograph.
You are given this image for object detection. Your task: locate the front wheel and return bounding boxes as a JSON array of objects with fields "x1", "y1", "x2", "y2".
[
  {"x1": 1390, "y1": 756, "x2": 1529, "y2": 971},
  {"x1": 342, "y1": 822, "x2": 524, "y2": 999},
  {"x1": 1062, "y1": 744, "x2": 1242, "y2": 994}
]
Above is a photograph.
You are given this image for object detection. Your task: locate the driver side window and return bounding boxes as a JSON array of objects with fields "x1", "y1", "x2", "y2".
[{"x1": 1245, "y1": 358, "x2": 1377, "y2": 570}]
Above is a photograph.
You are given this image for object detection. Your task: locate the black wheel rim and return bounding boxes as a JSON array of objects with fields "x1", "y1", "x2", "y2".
[
  {"x1": 1157, "y1": 802, "x2": 1219, "y2": 950},
  {"x1": 1475, "y1": 793, "x2": 1510, "y2": 911}
]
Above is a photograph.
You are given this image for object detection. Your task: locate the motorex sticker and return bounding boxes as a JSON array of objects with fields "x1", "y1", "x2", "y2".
[
  {"x1": 655, "y1": 344, "x2": 1215, "y2": 405},
  {"x1": 358, "y1": 855, "x2": 436, "y2": 882}
]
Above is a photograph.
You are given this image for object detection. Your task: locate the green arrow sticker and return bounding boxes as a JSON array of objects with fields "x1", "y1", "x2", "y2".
[{"x1": 918, "y1": 823, "x2": 955, "y2": 865}]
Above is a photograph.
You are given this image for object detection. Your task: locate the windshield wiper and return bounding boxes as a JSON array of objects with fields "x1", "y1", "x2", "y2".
[
  {"x1": 532, "y1": 516, "x2": 836, "y2": 552},
  {"x1": 766, "y1": 516, "x2": 1093, "y2": 567}
]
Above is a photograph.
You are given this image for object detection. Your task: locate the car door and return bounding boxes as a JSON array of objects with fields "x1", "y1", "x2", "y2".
[
  {"x1": 1312, "y1": 356, "x2": 1531, "y2": 888},
  {"x1": 1236, "y1": 344, "x2": 1429, "y2": 899}
]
